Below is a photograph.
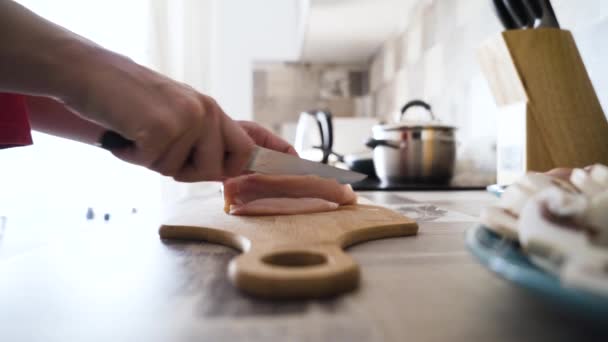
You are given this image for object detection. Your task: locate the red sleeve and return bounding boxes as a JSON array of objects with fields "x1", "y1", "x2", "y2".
[{"x1": 0, "y1": 93, "x2": 33, "y2": 149}]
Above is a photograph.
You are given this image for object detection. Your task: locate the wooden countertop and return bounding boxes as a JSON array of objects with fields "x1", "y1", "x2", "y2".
[{"x1": 0, "y1": 191, "x2": 605, "y2": 341}]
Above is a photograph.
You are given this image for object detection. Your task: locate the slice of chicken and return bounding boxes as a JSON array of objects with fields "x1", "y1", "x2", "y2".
[
  {"x1": 229, "y1": 197, "x2": 340, "y2": 216},
  {"x1": 223, "y1": 174, "x2": 357, "y2": 215}
]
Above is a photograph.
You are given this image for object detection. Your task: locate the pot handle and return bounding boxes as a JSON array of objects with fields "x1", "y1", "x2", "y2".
[
  {"x1": 365, "y1": 138, "x2": 401, "y2": 149},
  {"x1": 400, "y1": 100, "x2": 437, "y2": 122}
]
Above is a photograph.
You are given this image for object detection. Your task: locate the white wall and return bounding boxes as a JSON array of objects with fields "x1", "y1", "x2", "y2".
[{"x1": 149, "y1": 0, "x2": 216, "y2": 93}]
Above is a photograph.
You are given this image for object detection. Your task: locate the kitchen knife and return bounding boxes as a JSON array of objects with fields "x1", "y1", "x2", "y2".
[
  {"x1": 521, "y1": 0, "x2": 542, "y2": 27},
  {"x1": 536, "y1": 0, "x2": 560, "y2": 28},
  {"x1": 492, "y1": 0, "x2": 518, "y2": 30},
  {"x1": 501, "y1": 0, "x2": 529, "y2": 28},
  {"x1": 514, "y1": 0, "x2": 541, "y2": 28},
  {"x1": 99, "y1": 130, "x2": 367, "y2": 184},
  {"x1": 247, "y1": 145, "x2": 366, "y2": 184}
]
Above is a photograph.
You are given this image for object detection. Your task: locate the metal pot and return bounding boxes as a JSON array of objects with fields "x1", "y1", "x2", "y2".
[{"x1": 366, "y1": 100, "x2": 456, "y2": 184}]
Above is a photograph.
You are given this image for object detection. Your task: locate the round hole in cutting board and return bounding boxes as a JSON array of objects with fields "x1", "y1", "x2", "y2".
[{"x1": 262, "y1": 251, "x2": 327, "y2": 268}]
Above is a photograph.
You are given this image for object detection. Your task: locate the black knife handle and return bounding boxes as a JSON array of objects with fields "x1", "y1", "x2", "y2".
[
  {"x1": 501, "y1": 0, "x2": 528, "y2": 28},
  {"x1": 521, "y1": 0, "x2": 541, "y2": 27},
  {"x1": 522, "y1": 0, "x2": 542, "y2": 18},
  {"x1": 538, "y1": 0, "x2": 560, "y2": 28},
  {"x1": 99, "y1": 130, "x2": 135, "y2": 150},
  {"x1": 492, "y1": 0, "x2": 517, "y2": 30},
  {"x1": 99, "y1": 130, "x2": 198, "y2": 166}
]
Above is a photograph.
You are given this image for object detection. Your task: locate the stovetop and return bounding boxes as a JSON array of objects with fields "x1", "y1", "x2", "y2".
[{"x1": 351, "y1": 177, "x2": 486, "y2": 191}]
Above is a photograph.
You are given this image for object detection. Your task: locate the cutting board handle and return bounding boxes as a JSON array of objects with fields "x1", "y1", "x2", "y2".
[{"x1": 228, "y1": 244, "x2": 360, "y2": 298}]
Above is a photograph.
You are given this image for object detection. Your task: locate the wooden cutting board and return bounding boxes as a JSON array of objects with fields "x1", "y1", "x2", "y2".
[{"x1": 160, "y1": 197, "x2": 418, "y2": 299}]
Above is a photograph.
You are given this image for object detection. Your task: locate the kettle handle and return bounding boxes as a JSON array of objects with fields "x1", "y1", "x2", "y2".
[
  {"x1": 314, "y1": 110, "x2": 333, "y2": 164},
  {"x1": 297, "y1": 109, "x2": 334, "y2": 164},
  {"x1": 400, "y1": 100, "x2": 437, "y2": 122}
]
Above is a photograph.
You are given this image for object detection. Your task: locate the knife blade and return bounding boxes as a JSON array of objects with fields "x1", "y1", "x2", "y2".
[
  {"x1": 99, "y1": 130, "x2": 366, "y2": 184},
  {"x1": 247, "y1": 146, "x2": 367, "y2": 184}
]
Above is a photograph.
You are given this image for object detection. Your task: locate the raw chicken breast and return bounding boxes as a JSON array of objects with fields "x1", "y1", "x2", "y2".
[
  {"x1": 223, "y1": 174, "x2": 357, "y2": 215},
  {"x1": 229, "y1": 197, "x2": 340, "y2": 216}
]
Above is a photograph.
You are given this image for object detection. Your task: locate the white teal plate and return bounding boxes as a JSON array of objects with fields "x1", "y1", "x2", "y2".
[{"x1": 466, "y1": 225, "x2": 608, "y2": 320}]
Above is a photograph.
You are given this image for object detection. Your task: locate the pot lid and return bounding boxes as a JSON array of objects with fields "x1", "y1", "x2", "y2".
[
  {"x1": 376, "y1": 121, "x2": 455, "y2": 131},
  {"x1": 376, "y1": 100, "x2": 455, "y2": 131}
]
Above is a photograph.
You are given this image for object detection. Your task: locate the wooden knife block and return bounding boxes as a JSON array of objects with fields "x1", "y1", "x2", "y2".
[{"x1": 478, "y1": 29, "x2": 608, "y2": 185}]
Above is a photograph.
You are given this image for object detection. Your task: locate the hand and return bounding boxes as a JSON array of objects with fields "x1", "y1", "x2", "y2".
[
  {"x1": 63, "y1": 51, "x2": 255, "y2": 182},
  {"x1": 237, "y1": 121, "x2": 298, "y2": 156},
  {"x1": 0, "y1": 1, "x2": 288, "y2": 182}
]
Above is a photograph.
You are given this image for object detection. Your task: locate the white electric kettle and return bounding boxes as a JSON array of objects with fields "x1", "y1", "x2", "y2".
[{"x1": 294, "y1": 110, "x2": 332, "y2": 163}]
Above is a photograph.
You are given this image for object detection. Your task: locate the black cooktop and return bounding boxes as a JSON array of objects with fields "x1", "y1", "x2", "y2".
[{"x1": 351, "y1": 177, "x2": 487, "y2": 191}]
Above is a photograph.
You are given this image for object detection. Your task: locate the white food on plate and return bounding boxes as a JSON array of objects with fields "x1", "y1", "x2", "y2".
[
  {"x1": 543, "y1": 186, "x2": 588, "y2": 219},
  {"x1": 585, "y1": 191, "x2": 608, "y2": 246},
  {"x1": 517, "y1": 172, "x2": 557, "y2": 192},
  {"x1": 589, "y1": 163, "x2": 608, "y2": 187},
  {"x1": 570, "y1": 168, "x2": 604, "y2": 197},
  {"x1": 498, "y1": 183, "x2": 533, "y2": 216},
  {"x1": 481, "y1": 164, "x2": 608, "y2": 298},
  {"x1": 485, "y1": 173, "x2": 572, "y2": 240},
  {"x1": 480, "y1": 206, "x2": 518, "y2": 239},
  {"x1": 515, "y1": 185, "x2": 608, "y2": 297},
  {"x1": 518, "y1": 188, "x2": 590, "y2": 261},
  {"x1": 497, "y1": 173, "x2": 578, "y2": 217},
  {"x1": 518, "y1": 172, "x2": 578, "y2": 193}
]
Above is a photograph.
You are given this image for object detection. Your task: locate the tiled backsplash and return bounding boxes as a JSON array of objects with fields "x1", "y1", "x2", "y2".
[{"x1": 253, "y1": 62, "x2": 370, "y2": 132}]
